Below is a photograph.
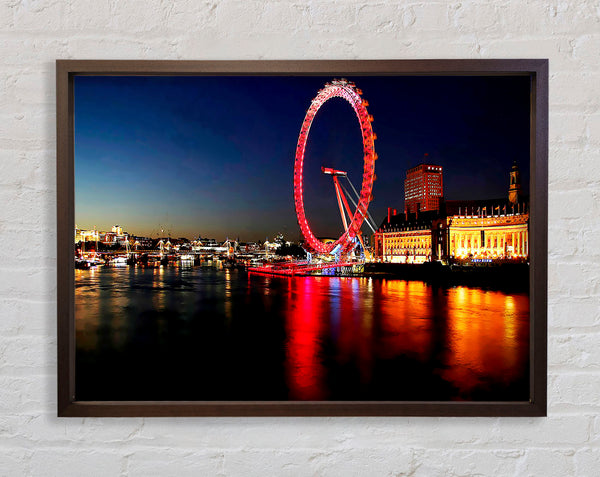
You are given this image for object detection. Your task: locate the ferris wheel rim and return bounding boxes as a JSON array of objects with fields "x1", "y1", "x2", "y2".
[{"x1": 293, "y1": 79, "x2": 376, "y2": 255}]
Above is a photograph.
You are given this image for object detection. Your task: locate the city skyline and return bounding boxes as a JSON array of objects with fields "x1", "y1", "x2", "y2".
[{"x1": 75, "y1": 75, "x2": 530, "y2": 241}]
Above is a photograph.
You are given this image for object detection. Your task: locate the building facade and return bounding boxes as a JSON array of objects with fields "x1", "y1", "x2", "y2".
[
  {"x1": 404, "y1": 163, "x2": 443, "y2": 214},
  {"x1": 374, "y1": 211, "x2": 438, "y2": 263},
  {"x1": 374, "y1": 163, "x2": 528, "y2": 263},
  {"x1": 445, "y1": 206, "x2": 529, "y2": 260}
]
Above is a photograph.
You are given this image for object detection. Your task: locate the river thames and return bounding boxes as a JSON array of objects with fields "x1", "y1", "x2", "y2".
[{"x1": 75, "y1": 263, "x2": 529, "y2": 401}]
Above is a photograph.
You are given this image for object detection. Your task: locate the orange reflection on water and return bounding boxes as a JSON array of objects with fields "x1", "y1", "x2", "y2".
[
  {"x1": 442, "y1": 287, "x2": 529, "y2": 396},
  {"x1": 75, "y1": 268, "x2": 142, "y2": 351},
  {"x1": 377, "y1": 280, "x2": 434, "y2": 363},
  {"x1": 75, "y1": 269, "x2": 101, "y2": 351}
]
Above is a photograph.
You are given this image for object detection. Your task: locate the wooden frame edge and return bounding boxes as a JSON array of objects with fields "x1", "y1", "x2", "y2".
[{"x1": 57, "y1": 59, "x2": 548, "y2": 417}]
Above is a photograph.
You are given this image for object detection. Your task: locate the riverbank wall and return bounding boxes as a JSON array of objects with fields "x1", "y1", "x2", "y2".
[{"x1": 363, "y1": 262, "x2": 529, "y2": 291}]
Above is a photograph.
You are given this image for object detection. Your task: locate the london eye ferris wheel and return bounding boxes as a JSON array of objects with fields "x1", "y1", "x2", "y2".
[{"x1": 293, "y1": 79, "x2": 377, "y2": 257}]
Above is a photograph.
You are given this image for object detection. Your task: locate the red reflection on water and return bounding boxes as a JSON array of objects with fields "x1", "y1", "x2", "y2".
[
  {"x1": 332, "y1": 277, "x2": 375, "y2": 387},
  {"x1": 77, "y1": 267, "x2": 529, "y2": 400},
  {"x1": 283, "y1": 276, "x2": 529, "y2": 400},
  {"x1": 285, "y1": 277, "x2": 328, "y2": 400}
]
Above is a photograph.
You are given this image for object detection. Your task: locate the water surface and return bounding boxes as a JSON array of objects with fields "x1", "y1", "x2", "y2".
[{"x1": 75, "y1": 264, "x2": 529, "y2": 401}]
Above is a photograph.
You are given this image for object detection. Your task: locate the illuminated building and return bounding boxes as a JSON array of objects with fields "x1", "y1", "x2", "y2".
[
  {"x1": 102, "y1": 225, "x2": 129, "y2": 245},
  {"x1": 75, "y1": 227, "x2": 99, "y2": 243},
  {"x1": 444, "y1": 200, "x2": 528, "y2": 260},
  {"x1": 374, "y1": 210, "x2": 438, "y2": 263},
  {"x1": 75, "y1": 225, "x2": 129, "y2": 246},
  {"x1": 374, "y1": 163, "x2": 528, "y2": 263},
  {"x1": 404, "y1": 163, "x2": 443, "y2": 214},
  {"x1": 445, "y1": 162, "x2": 527, "y2": 260}
]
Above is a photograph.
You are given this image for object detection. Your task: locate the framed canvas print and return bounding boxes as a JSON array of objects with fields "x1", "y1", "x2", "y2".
[{"x1": 57, "y1": 59, "x2": 548, "y2": 416}]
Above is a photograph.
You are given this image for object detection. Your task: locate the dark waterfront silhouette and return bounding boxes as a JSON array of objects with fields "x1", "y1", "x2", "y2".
[{"x1": 75, "y1": 264, "x2": 529, "y2": 401}]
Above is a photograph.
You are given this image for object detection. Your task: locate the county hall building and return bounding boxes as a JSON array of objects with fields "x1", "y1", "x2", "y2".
[{"x1": 373, "y1": 162, "x2": 529, "y2": 263}]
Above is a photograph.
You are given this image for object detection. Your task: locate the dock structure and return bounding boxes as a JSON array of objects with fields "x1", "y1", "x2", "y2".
[{"x1": 248, "y1": 261, "x2": 359, "y2": 276}]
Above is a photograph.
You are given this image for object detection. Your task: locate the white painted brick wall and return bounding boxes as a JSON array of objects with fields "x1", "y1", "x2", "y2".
[{"x1": 0, "y1": 0, "x2": 598, "y2": 475}]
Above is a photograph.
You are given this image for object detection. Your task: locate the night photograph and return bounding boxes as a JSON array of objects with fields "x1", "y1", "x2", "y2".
[{"x1": 73, "y1": 74, "x2": 531, "y2": 402}]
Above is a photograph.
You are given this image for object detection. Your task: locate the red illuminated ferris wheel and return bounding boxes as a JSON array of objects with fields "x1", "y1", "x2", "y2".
[{"x1": 293, "y1": 79, "x2": 377, "y2": 255}]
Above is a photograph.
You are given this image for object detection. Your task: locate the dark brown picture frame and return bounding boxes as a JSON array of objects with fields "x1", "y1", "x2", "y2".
[{"x1": 57, "y1": 59, "x2": 548, "y2": 417}]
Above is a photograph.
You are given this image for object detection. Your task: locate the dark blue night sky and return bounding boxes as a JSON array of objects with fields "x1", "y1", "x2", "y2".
[{"x1": 74, "y1": 75, "x2": 530, "y2": 242}]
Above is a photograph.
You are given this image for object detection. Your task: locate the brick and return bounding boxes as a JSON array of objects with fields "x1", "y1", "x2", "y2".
[
  {"x1": 311, "y1": 2, "x2": 357, "y2": 30},
  {"x1": 414, "y1": 448, "x2": 523, "y2": 477},
  {"x1": 0, "y1": 448, "x2": 31, "y2": 477},
  {"x1": 550, "y1": 112, "x2": 587, "y2": 144},
  {"x1": 519, "y1": 449, "x2": 576, "y2": 477},
  {"x1": 591, "y1": 416, "x2": 600, "y2": 445},
  {"x1": 549, "y1": 146, "x2": 600, "y2": 187},
  {"x1": 552, "y1": 72, "x2": 600, "y2": 109},
  {"x1": 0, "y1": 186, "x2": 56, "y2": 228},
  {"x1": 0, "y1": 376, "x2": 46, "y2": 414},
  {"x1": 550, "y1": 372, "x2": 600, "y2": 408},
  {"x1": 356, "y1": 4, "x2": 402, "y2": 33},
  {"x1": 410, "y1": 3, "x2": 453, "y2": 31},
  {"x1": 62, "y1": 0, "x2": 113, "y2": 31},
  {"x1": 107, "y1": 0, "x2": 171, "y2": 33},
  {"x1": 127, "y1": 449, "x2": 223, "y2": 476},
  {"x1": 394, "y1": 38, "x2": 483, "y2": 58},
  {"x1": 549, "y1": 299, "x2": 600, "y2": 328},
  {"x1": 0, "y1": 336, "x2": 56, "y2": 375},
  {"x1": 0, "y1": 108, "x2": 55, "y2": 145},
  {"x1": 0, "y1": 149, "x2": 54, "y2": 192},
  {"x1": 550, "y1": 333, "x2": 600, "y2": 369},
  {"x1": 0, "y1": 2, "x2": 14, "y2": 30},
  {"x1": 164, "y1": 1, "x2": 219, "y2": 31},
  {"x1": 175, "y1": 30, "x2": 230, "y2": 60},
  {"x1": 137, "y1": 417, "x2": 344, "y2": 449},
  {"x1": 493, "y1": 416, "x2": 590, "y2": 446},
  {"x1": 451, "y1": 3, "x2": 506, "y2": 36},
  {"x1": 4, "y1": 412, "x2": 145, "y2": 445},
  {"x1": 586, "y1": 113, "x2": 600, "y2": 145},
  {"x1": 11, "y1": 0, "x2": 65, "y2": 32},
  {"x1": 404, "y1": 417, "x2": 501, "y2": 447},
  {"x1": 548, "y1": 262, "x2": 600, "y2": 299},
  {"x1": 581, "y1": 227, "x2": 600, "y2": 257},
  {"x1": 0, "y1": 38, "x2": 69, "y2": 66},
  {"x1": 1, "y1": 298, "x2": 52, "y2": 337},
  {"x1": 575, "y1": 447, "x2": 600, "y2": 477},
  {"x1": 548, "y1": 226, "x2": 583, "y2": 260},
  {"x1": 549, "y1": 188, "x2": 597, "y2": 221},
  {"x1": 30, "y1": 450, "x2": 122, "y2": 477},
  {"x1": 66, "y1": 37, "x2": 179, "y2": 60},
  {"x1": 572, "y1": 34, "x2": 600, "y2": 70},
  {"x1": 256, "y1": 2, "x2": 312, "y2": 33},
  {"x1": 221, "y1": 448, "x2": 410, "y2": 477},
  {"x1": 309, "y1": 447, "x2": 414, "y2": 476},
  {"x1": 8, "y1": 69, "x2": 55, "y2": 105},
  {"x1": 505, "y1": 1, "x2": 600, "y2": 36},
  {"x1": 223, "y1": 449, "x2": 315, "y2": 477},
  {"x1": 216, "y1": 1, "x2": 266, "y2": 33},
  {"x1": 64, "y1": 38, "x2": 151, "y2": 59}
]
